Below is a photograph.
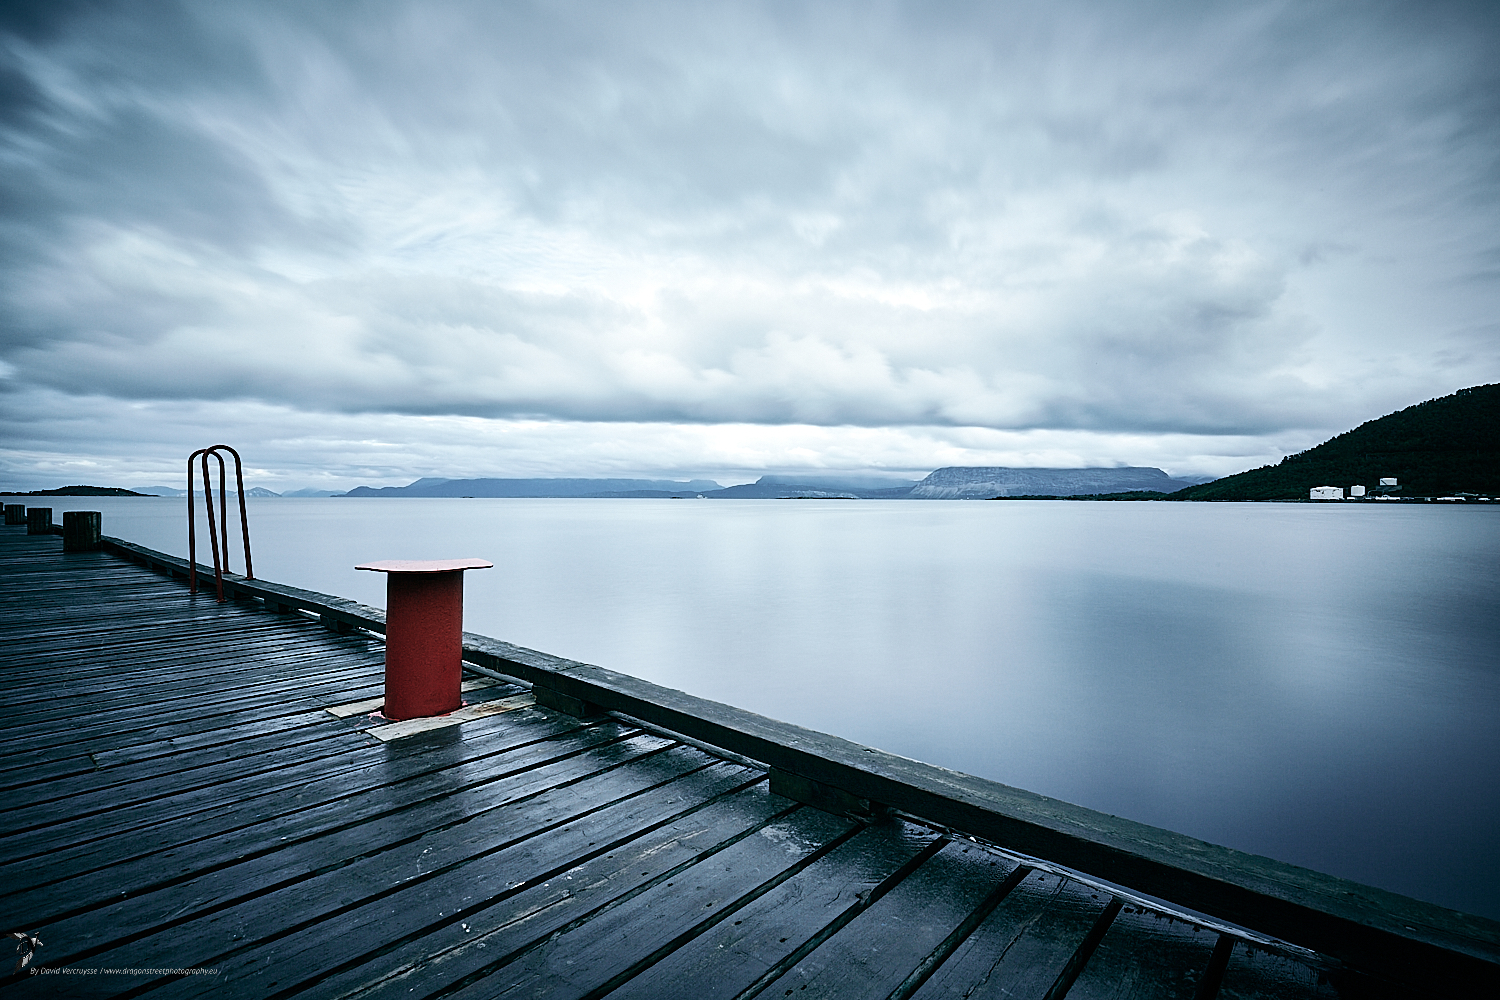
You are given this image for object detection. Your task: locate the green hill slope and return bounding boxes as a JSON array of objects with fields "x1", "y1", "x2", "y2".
[{"x1": 1174, "y1": 383, "x2": 1500, "y2": 500}]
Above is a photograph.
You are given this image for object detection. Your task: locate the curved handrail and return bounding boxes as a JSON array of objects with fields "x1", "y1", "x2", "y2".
[
  {"x1": 186, "y1": 447, "x2": 221, "y2": 598},
  {"x1": 186, "y1": 445, "x2": 255, "y2": 602}
]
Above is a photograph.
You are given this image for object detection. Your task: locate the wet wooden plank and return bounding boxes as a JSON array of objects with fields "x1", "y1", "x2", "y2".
[
  {"x1": 0, "y1": 607, "x2": 371, "y2": 670},
  {"x1": 606, "y1": 819, "x2": 946, "y2": 1000},
  {"x1": 908, "y1": 868, "x2": 1113, "y2": 1000},
  {"x1": 0, "y1": 685, "x2": 388, "y2": 772},
  {"x1": 0, "y1": 609, "x2": 343, "y2": 663},
  {"x1": 0, "y1": 650, "x2": 378, "y2": 735},
  {"x1": 287, "y1": 781, "x2": 806, "y2": 1000},
  {"x1": 1216, "y1": 940, "x2": 1341, "y2": 999},
  {"x1": 84, "y1": 701, "x2": 386, "y2": 765},
  {"x1": 15, "y1": 731, "x2": 681, "y2": 979},
  {"x1": 1064, "y1": 904, "x2": 1221, "y2": 999},
  {"x1": 18, "y1": 751, "x2": 752, "y2": 998},
  {"x1": 0, "y1": 729, "x2": 376, "y2": 878},
  {"x1": 1, "y1": 650, "x2": 378, "y2": 723},
  {"x1": 210, "y1": 773, "x2": 786, "y2": 995},
  {"x1": 750, "y1": 838, "x2": 1024, "y2": 999},
  {"x1": 373, "y1": 795, "x2": 856, "y2": 1000},
  {"x1": 0, "y1": 755, "x2": 103, "y2": 793},
  {"x1": 4, "y1": 723, "x2": 660, "y2": 932},
  {"x1": 137, "y1": 762, "x2": 766, "y2": 1000},
  {"x1": 1, "y1": 635, "x2": 379, "y2": 704},
  {"x1": 0, "y1": 611, "x2": 344, "y2": 657},
  {"x1": 0, "y1": 717, "x2": 371, "y2": 812},
  {"x1": 0, "y1": 632, "x2": 351, "y2": 697},
  {"x1": 0, "y1": 626, "x2": 353, "y2": 683},
  {"x1": 0, "y1": 700, "x2": 388, "y2": 792},
  {"x1": 0, "y1": 660, "x2": 380, "y2": 757}
]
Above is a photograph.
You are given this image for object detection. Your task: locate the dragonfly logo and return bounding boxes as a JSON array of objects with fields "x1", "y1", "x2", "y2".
[{"x1": 7, "y1": 932, "x2": 42, "y2": 974}]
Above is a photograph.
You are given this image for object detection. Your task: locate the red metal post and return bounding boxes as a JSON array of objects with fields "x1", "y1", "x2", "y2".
[
  {"x1": 356, "y1": 558, "x2": 494, "y2": 721},
  {"x1": 187, "y1": 449, "x2": 204, "y2": 594},
  {"x1": 186, "y1": 444, "x2": 256, "y2": 600},
  {"x1": 232, "y1": 457, "x2": 253, "y2": 580},
  {"x1": 209, "y1": 443, "x2": 254, "y2": 580},
  {"x1": 201, "y1": 449, "x2": 225, "y2": 601}
]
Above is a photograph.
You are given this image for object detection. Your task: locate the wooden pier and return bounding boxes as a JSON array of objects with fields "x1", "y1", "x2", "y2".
[{"x1": 2, "y1": 520, "x2": 1497, "y2": 998}]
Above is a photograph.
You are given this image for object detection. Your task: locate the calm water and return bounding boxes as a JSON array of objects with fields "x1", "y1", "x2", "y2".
[{"x1": 35, "y1": 497, "x2": 1500, "y2": 919}]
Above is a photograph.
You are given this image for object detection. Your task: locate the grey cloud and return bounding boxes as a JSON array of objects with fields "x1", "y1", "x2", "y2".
[
  {"x1": 0, "y1": 0, "x2": 1497, "y2": 481},
  {"x1": 0, "y1": 385, "x2": 1304, "y2": 493},
  {"x1": 9, "y1": 239, "x2": 1311, "y2": 434}
]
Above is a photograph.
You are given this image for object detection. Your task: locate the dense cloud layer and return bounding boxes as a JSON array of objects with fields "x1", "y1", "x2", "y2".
[
  {"x1": 1, "y1": 1, "x2": 1497, "y2": 488},
  {"x1": 4, "y1": 387, "x2": 1306, "y2": 492}
]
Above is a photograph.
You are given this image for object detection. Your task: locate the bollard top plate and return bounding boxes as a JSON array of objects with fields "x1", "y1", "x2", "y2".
[{"x1": 355, "y1": 558, "x2": 493, "y2": 573}]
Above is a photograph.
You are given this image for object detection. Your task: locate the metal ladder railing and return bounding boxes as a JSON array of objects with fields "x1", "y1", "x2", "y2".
[{"x1": 187, "y1": 445, "x2": 254, "y2": 602}]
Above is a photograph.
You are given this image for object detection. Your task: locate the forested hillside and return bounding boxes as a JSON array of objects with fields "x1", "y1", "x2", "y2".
[{"x1": 1174, "y1": 384, "x2": 1500, "y2": 500}]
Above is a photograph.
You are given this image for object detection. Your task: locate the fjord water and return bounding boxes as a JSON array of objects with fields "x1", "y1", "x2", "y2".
[{"x1": 52, "y1": 497, "x2": 1500, "y2": 919}]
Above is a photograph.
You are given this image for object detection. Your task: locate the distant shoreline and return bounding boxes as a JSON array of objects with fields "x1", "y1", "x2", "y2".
[{"x1": 5, "y1": 488, "x2": 1495, "y2": 504}]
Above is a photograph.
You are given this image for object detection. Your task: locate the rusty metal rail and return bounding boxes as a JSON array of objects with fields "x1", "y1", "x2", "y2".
[{"x1": 187, "y1": 444, "x2": 254, "y2": 602}]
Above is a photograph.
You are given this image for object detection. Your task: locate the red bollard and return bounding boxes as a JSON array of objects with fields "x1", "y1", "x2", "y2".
[{"x1": 355, "y1": 558, "x2": 494, "y2": 721}]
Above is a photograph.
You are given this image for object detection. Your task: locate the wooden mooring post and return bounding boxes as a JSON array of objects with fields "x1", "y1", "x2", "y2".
[
  {"x1": 63, "y1": 510, "x2": 102, "y2": 552},
  {"x1": 25, "y1": 506, "x2": 51, "y2": 535},
  {"x1": 3, "y1": 503, "x2": 24, "y2": 525}
]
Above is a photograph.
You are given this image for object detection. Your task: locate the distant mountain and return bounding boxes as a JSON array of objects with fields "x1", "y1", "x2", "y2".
[
  {"x1": 142, "y1": 485, "x2": 282, "y2": 497},
  {"x1": 704, "y1": 482, "x2": 863, "y2": 499},
  {"x1": 578, "y1": 489, "x2": 719, "y2": 498},
  {"x1": 758, "y1": 474, "x2": 920, "y2": 491},
  {"x1": 281, "y1": 488, "x2": 345, "y2": 497},
  {"x1": 1174, "y1": 383, "x2": 1500, "y2": 500},
  {"x1": 697, "y1": 475, "x2": 916, "y2": 499},
  {"x1": 342, "y1": 477, "x2": 723, "y2": 498},
  {"x1": 910, "y1": 467, "x2": 1198, "y2": 499},
  {"x1": 176, "y1": 486, "x2": 284, "y2": 497},
  {"x1": 337, "y1": 471, "x2": 1206, "y2": 500}
]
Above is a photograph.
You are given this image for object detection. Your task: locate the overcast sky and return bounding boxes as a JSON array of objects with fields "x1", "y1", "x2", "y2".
[{"x1": 1, "y1": 0, "x2": 1496, "y2": 491}]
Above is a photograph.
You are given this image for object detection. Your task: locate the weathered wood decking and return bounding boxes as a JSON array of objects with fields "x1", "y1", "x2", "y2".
[{"x1": 0, "y1": 523, "x2": 1493, "y2": 997}]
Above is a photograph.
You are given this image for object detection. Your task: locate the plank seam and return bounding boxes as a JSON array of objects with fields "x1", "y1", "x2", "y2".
[
  {"x1": 575, "y1": 819, "x2": 876, "y2": 1000},
  {"x1": 259, "y1": 771, "x2": 776, "y2": 1000},
  {"x1": 884, "y1": 863, "x2": 1036, "y2": 1000},
  {"x1": 1192, "y1": 933, "x2": 1236, "y2": 1000},
  {"x1": 418, "y1": 796, "x2": 806, "y2": 1000},
  {"x1": 126, "y1": 760, "x2": 751, "y2": 1000},
  {"x1": 0, "y1": 730, "x2": 674, "y2": 976},
  {"x1": 1041, "y1": 896, "x2": 1125, "y2": 1000},
  {"x1": 734, "y1": 835, "x2": 955, "y2": 1000},
  {"x1": 0, "y1": 725, "x2": 644, "y2": 920}
]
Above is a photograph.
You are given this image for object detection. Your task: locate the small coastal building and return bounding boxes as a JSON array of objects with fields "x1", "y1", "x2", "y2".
[
  {"x1": 1310, "y1": 486, "x2": 1344, "y2": 500},
  {"x1": 1350, "y1": 485, "x2": 1367, "y2": 497},
  {"x1": 1380, "y1": 477, "x2": 1398, "y2": 486}
]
